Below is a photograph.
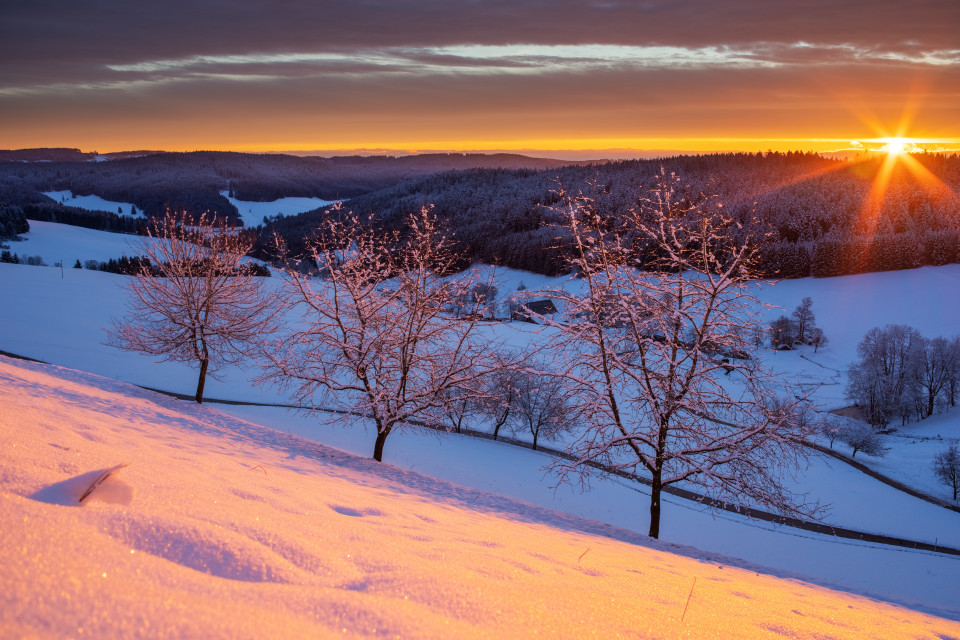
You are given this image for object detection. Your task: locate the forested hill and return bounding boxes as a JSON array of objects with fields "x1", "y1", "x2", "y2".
[
  {"x1": 3, "y1": 149, "x2": 959, "y2": 279},
  {"x1": 0, "y1": 150, "x2": 592, "y2": 222},
  {"x1": 258, "y1": 152, "x2": 960, "y2": 278}
]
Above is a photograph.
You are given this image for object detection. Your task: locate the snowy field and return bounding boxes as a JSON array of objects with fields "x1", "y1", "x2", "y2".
[
  {"x1": 220, "y1": 190, "x2": 337, "y2": 226},
  {"x1": 40, "y1": 189, "x2": 336, "y2": 228},
  {"x1": 3, "y1": 220, "x2": 960, "y2": 634},
  {"x1": 4, "y1": 219, "x2": 151, "y2": 265},
  {"x1": 43, "y1": 190, "x2": 143, "y2": 217}
]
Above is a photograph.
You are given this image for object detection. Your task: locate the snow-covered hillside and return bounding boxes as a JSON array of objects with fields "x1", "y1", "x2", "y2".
[
  {"x1": 43, "y1": 190, "x2": 142, "y2": 217},
  {"x1": 220, "y1": 191, "x2": 337, "y2": 226},
  {"x1": 6, "y1": 219, "x2": 151, "y2": 265},
  {"x1": 3, "y1": 220, "x2": 960, "y2": 633},
  {"x1": 3, "y1": 356, "x2": 959, "y2": 638},
  {"x1": 39, "y1": 190, "x2": 336, "y2": 227}
]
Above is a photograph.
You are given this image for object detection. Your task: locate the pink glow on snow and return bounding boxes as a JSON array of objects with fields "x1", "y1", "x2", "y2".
[{"x1": 2, "y1": 356, "x2": 959, "y2": 638}]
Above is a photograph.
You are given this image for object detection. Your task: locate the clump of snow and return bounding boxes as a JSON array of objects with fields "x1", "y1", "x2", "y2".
[{"x1": 3, "y1": 355, "x2": 959, "y2": 638}]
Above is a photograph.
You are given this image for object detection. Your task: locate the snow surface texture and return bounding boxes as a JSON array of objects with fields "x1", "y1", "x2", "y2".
[{"x1": 3, "y1": 356, "x2": 960, "y2": 639}]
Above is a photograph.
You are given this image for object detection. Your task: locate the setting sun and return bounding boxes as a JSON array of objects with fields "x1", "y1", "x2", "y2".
[{"x1": 881, "y1": 138, "x2": 910, "y2": 155}]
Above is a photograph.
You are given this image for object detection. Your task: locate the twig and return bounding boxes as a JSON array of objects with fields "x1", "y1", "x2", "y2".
[
  {"x1": 577, "y1": 548, "x2": 590, "y2": 563},
  {"x1": 248, "y1": 464, "x2": 267, "y2": 474},
  {"x1": 680, "y1": 576, "x2": 697, "y2": 623}
]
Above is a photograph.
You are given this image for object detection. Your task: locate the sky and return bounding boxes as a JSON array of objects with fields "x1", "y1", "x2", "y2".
[{"x1": 1, "y1": 0, "x2": 959, "y2": 159}]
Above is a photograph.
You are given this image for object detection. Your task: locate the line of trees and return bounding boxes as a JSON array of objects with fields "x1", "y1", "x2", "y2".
[
  {"x1": 110, "y1": 181, "x2": 821, "y2": 539},
  {"x1": 846, "y1": 325, "x2": 960, "y2": 429},
  {"x1": 1, "y1": 250, "x2": 44, "y2": 265}
]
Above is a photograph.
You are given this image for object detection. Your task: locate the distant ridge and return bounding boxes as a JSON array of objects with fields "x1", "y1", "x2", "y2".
[
  {"x1": 0, "y1": 148, "x2": 96, "y2": 163},
  {"x1": 0, "y1": 148, "x2": 597, "y2": 168}
]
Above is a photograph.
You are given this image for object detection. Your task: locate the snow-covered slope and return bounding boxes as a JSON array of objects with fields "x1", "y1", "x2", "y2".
[
  {"x1": 6, "y1": 219, "x2": 150, "y2": 265},
  {"x1": 220, "y1": 190, "x2": 337, "y2": 226},
  {"x1": 40, "y1": 190, "x2": 336, "y2": 228},
  {"x1": 3, "y1": 356, "x2": 959, "y2": 638},
  {"x1": 4, "y1": 220, "x2": 960, "y2": 629},
  {"x1": 43, "y1": 190, "x2": 142, "y2": 217}
]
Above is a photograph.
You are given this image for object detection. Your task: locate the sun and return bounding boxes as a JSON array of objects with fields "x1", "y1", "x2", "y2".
[{"x1": 880, "y1": 138, "x2": 909, "y2": 156}]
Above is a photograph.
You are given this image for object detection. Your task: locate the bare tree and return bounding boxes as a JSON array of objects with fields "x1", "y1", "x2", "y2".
[
  {"x1": 819, "y1": 418, "x2": 842, "y2": 449},
  {"x1": 546, "y1": 173, "x2": 818, "y2": 539},
  {"x1": 947, "y1": 337, "x2": 960, "y2": 408},
  {"x1": 809, "y1": 327, "x2": 829, "y2": 353},
  {"x1": 846, "y1": 325, "x2": 921, "y2": 428},
  {"x1": 437, "y1": 382, "x2": 478, "y2": 434},
  {"x1": 909, "y1": 336, "x2": 953, "y2": 420},
  {"x1": 109, "y1": 212, "x2": 279, "y2": 403},
  {"x1": 769, "y1": 315, "x2": 797, "y2": 349},
  {"x1": 837, "y1": 421, "x2": 884, "y2": 458},
  {"x1": 265, "y1": 206, "x2": 494, "y2": 462},
  {"x1": 509, "y1": 361, "x2": 577, "y2": 451},
  {"x1": 477, "y1": 349, "x2": 521, "y2": 440},
  {"x1": 791, "y1": 296, "x2": 816, "y2": 344},
  {"x1": 933, "y1": 441, "x2": 960, "y2": 501}
]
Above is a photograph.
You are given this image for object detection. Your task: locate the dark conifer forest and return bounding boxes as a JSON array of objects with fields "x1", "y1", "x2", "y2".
[{"x1": 2, "y1": 150, "x2": 958, "y2": 278}]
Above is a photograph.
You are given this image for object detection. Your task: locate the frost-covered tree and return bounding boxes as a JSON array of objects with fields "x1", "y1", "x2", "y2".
[
  {"x1": 909, "y1": 336, "x2": 954, "y2": 420},
  {"x1": 471, "y1": 282, "x2": 499, "y2": 318},
  {"x1": 769, "y1": 315, "x2": 797, "y2": 349},
  {"x1": 437, "y1": 382, "x2": 478, "y2": 434},
  {"x1": 477, "y1": 350, "x2": 522, "y2": 440},
  {"x1": 545, "y1": 173, "x2": 818, "y2": 539},
  {"x1": 109, "y1": 213, "x2": 279, "y2": 403},
  {"x1": 846, "y1": 325, "x2": 921, "y2": 428},
  {"x1": 508, "y1": 361, "x2": 577, "y2": 451},
  {"x1": 933, "y1": 442, "x2": 960, "y2": 501},
  {"x1": 265, "y1": 206, "x2": 494, "y2": 462},
  {"x1": 819, "y1": 419, "x2": 842, "y2": 449},
  {"x1": 947, "y1": 337, "x2": 960, "y2": 408},
  {"x1": 837, "y1": 421, "x2": 884, "y2": 458},
  {"x1": 809, "y1": 327, "x2": 828, "y2": 353},
  {"x1": 791, "y1": 297, "x2": 816, "y2": 344}
]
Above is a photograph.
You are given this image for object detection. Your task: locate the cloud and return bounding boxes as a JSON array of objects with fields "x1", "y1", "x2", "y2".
[
  {"x1": 2, "y1": 0, "x2": 958, "y2": 151},
  {"x1": 3, "y1": 1, "x2": 958, "y2": 84}
]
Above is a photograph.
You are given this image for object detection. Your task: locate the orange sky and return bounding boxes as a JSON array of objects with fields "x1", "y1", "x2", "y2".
[{"x1": 2, "y1": 1, "x2": 958, "y2": 158}]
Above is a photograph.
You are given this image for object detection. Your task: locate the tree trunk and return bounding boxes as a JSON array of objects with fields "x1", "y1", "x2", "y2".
[
  {"x1": 195, "y1": 358, "x2": 209, "y2": 403},
  {"x1": 492, "y1": 407, "x2": 510, "y2": 441},
  {"x1": 649, "y1": 475, "x2": 663, "y2": 539},
  {"x1": 373, "y1": 427, "x2": 391, "y2": 462}
]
